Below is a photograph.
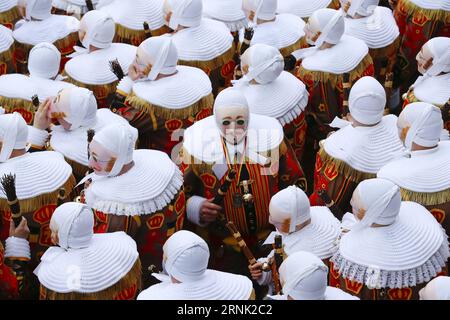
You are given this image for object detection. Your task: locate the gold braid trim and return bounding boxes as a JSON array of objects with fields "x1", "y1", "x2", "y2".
[
  {"x1": 298, "y1": 54, "x2": 374, "y2": 88},
  {"x1": 279, "y1": 37, "x2": 307, "y2": 57},
  {"x1": 318, "y1": 147, "x2": 376, "y2": 182},
  {"x1": 400, "y1": 188, "x2": 450, "y2": 206},
  {"x1": 40, "y1": 258, "x2": 142, "y2": 300},
  {"x1": 399, "y1": 0, "x2": 448, "y2": 22},
  {"x1": 178, "y1": 44, "x2": 235, "y2": 72},
  {"x1": 63, "y1": 72, "x2": 118, "y2": 97},
  {"x1": 0, "y1": 6, "x2": 20, "y2": 25},
  {"x1": 126, "y1": 92, "x2": 214, "y2": 120},
  {"x1": 0, "y1": 175, "x2": 76, "y2": 212},
  {"x1": 0, "y1": 96, "x2": 34, "y2": 112}
]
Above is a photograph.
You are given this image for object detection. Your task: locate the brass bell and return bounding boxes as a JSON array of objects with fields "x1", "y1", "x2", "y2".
[{"x1": 242, "y1": 193, "x2": 254, "y2": 203}]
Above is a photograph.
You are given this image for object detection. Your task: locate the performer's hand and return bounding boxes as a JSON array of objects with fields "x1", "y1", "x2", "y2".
[
  {"x1": 128, "y1": 63, "x2": 144, "y2": 81},
  {"x1": 199, "y1": 199, "x2": 222, "y2": 223},
  {"x1": 9, "y1": 217, "x2": 30, "y2": 240},
  {"x1": 249, "y1": 262, "x2": 263, "y2": 280},
  {"x1": 33, "y1": 98, "x2": 52, "y2": 130}
]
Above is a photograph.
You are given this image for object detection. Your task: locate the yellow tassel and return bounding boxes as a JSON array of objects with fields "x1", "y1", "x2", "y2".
[
  {"x1": 126, "y1": 92, "x2": 214, "y2": 120},
  {"x1": 399, "y1": 0, "x2": 449, "y2": 22},
  {"x1": 0, "y1": 96, "x2": 34, "y2": 113},
  {"x1": 318, "y1": 148, "x2": 376, "y2": 182},
  {"x1": 0, "y1": 175, "x2": 76, "y2": 213},
  {"x1": 178, "y1": 45, "x2": 236, "y2": 72},
  {"x1": 40, "y1": 258, "x2": 142, "y2": 300},
  {"x1": 279, "y1": 37, "x2": 307, "y2": 57},
  {"x1": 0, "y1": 6, "x2": 21, "y2": 26},
  {"x1": 298, "y1": 54, "x2": 374, "y2": 89},
  {"x1": 400, "y1": 188, "x2": 450, "y2": 206}
]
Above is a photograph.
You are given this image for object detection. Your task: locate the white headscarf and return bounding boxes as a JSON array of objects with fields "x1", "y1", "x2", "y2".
[
  {"x1": 80, "y1": 10, "x2": 115, "y2": 49},
  {"x1": 238, "y1": 43, "x2": 284, "y2": 85},
  {"x1": 349, "y1": 76, "x2": 386, "y2": 125},
  {"x1": 351, "y1": 178, "x2": 401, "y2": 231},
  {"x1": 28, "y1": 42, "x2": 61, "y2": 79},
  {"x1": 399, "y1": 102, "x2": 443, "y2": 150},
  {"x1": 50, "y1": 202, "x2": 94, "y2": 250},
  {"x1": 269, "y1": 185, "x2": 310, "y2": 234},
  {"x1": 92, "y1": 123, "x2": 138, "y2": 177},
  {"x1": 243, "y1": 0, "x2": 277, "y2": 23},
  {"x1": 346, "y1": 0, "x2": 379, "y2": 17},
  {"x1": 279, "y1": 251, "x2": 329, "y2": 300},
  {"x1": 419, "y1": 276, "x2": 450, "y2": 300},
  {"x1": 65, "y1": 87, "x2": 98, "y2": 130},
  {"x1": 308, "y1": 8, "x2": 345, "y2": 47},
  {"x1": 138, "y1": 36, "x2": 178, "y2": 81},
  {"x1": 167, "y1": 0, "x2": 203, "y2": 30},
  {"x1": 163, "y1": 230, "x2": 209, "y2": 283},
  {"x1": 213, "y1": 87, "x2": 250, "y2": 114},
  {"x1": 0, "y1": 113, "x2": 28, "y2": 163},
  {"x1": 19, "y1": 0, "x2": 52, "y2": 21},
  {"x1": 424, "y1": 37, "x2": 450, "y2": 77}
]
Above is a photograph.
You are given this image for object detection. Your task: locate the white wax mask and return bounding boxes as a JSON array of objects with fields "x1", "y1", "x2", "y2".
[
  {"x1": 49, "y1": 89, "x2": 72, "y2": 130},
  {"x1": 416, "y1": 44, "x2": 434, "y2": 75},
  {"x1": 88, "y1": 140, "x2": 117, "y2": 176},
  {"x1": 215, "y1": 105, "x2": 249, "y2": 144},
  {"x1": 163, "y1": 0, "x2": 172, "y2": 28},
  {"x1": 304, "y1": 18, "x2": 321, "y2": 46}
]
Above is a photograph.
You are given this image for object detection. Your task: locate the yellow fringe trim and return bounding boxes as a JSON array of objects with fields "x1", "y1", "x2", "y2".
[
  {"x1": 40, "y1": 258, "x2": 142, "y2": 300},
  {"x1": 318, "y1": 147, "x2": 376, "y2": 182},
  {"x1": 114, "y1": 24, "x2": 170, "y2": 45},
  {"x1": 0, "y1": 96, "x2": 34, "y2": 113},
  {"x1": 63, "y1": 73, "x2": 118, "y2": 96},
  {"x1": 369, "y1": 37, "x2": 401, "y2": 59},
  {"x1": 400, "y1": 188, "x2": 450, "y2": 206},
  {"x1": 15, "y1": 32, "x2": 77, "y2": 58},
  {"x1": 178, "y1": 45, "x2": 236, "y2": 72},
  {"x1": 0, "y1": 175, "x2": 76, "y2": 213},
  {"x1": 126, "y1": 92, "x2": 214, "y2": 121},
  {"x1": 64, "y1": 158, "x2": 89, "y2": 179},
  {"x1": 0, "y1": 6, "x2": 20, "y2": 25},
  {"x1": 298, "y1": 54, "x2": 374, "y2": 89},
  {"x1": 399, "y1": 0, "x2": 449, "y2": 22},
  {"x1": 279, "y1": 37, "x2": 307, "y2": 57},
  {"x1": 0, "y1": 46, "x2": 13, "y2": 63}
]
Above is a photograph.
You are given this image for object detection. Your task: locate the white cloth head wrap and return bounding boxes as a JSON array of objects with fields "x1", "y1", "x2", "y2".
[
  {"x1": 238, "y1": 43, "x2": 284, "y2": 85},
  {"x1": 20, "y1": 0, "x2": 52, "y2": 21},
  {"x1": 419, "y1": 276, "x2": 450, "y2": 300},
  {"x1": 80, "y1": 10, "x2": 115, "y2": 49},
  {"x1": 309, "y1": 8, "x2": 345, "y2": 47},
  {"x1": 163, "y1": 230, "x2": 209, "y2": 283},
  {"x1": 0, "y1": 113, "x2": 28, "y2": 162},
  {"x1": 139, "y1": 36, "x2": 178, "y2": 81},
  {"x1": 346, "y1": 0, "x2": 379, "y2": 17},
  {"x1": 399, "y1": 102, "x2": 443, "y2": 150},
  {"x1": 50, "y1": 202, "x2": 94, "y2": 250},
  {"x1": 64, "y1": 87, "x2": 98, "y2": 130},
  {"x1": 351, "y1": 178, "x2": 401, "y2": 231},
  {"x1": 92, "y1": 123, "x2": 138, "y2": 177},
  {"x1": 424, "y1": 37, "x2": 450, "y2": 77},
  {"x1": 279, "y1": 251, "x2": 329, "y2": 300},
  {"x1": 213, "y1": 87, "x2": 250, "y2": 115},
  {"x1": 167, "y1": 0, "x2": 203, "y2": 30},
  {"x1": 349, "y1": 76, "x2": 386, "y2": 125},
  {"x1": 269, "y1": 185, "x2": 310, "y2": 233},
  {"x1": 243, "y1": 0, "x2": 277, "y2": 23},
  {"x1": 28, "y1": 42, "x2": 61, "y2": 79}
]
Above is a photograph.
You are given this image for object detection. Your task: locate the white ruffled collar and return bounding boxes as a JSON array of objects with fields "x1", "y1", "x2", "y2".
[
  {"x1": 85, "y1": 149, "x2": 183, "y2": 216},
  {"x1": 0, "y1": 25, "x2": 13, "y2": 53},
  {"x1": 0, "y1": 0, "x2": 16, "y2": 12},
  {"x1": 410, "y1": 0, "x2": 450, "y2": 10},
  {"x1": 277, "y1": 0, "x2": 333, "y2": 18},
  {"x1": 412, "y1": 73, "x2": 450, "y2": 106},
  {"x1": 170, "y1": 18, "x2": 233, "y2": 62},
  {"x1": 34, "y1": 232, "x2": 138, "y2": 293},
  {"x1": 132, "y1": 66, "x2": 212, "y2": 109},
  {"x1": 203, "y1": 0, "x2": 247, "y2": 32},
  {"x1": 333, "y1": 201, "x2": 449, "y2": 289},
  {"x1": 0, "y1": 151, "x2": 73, "y2": 200},
  {"x1": 12, "y1": 15, "x2": 79, "y2": 46},
  {"x1": 377, "y1": 141, "x2": 450, "y2": 193},
  {"x1": 302, "y1": 35, "x2": 369, "y2": 74},
  {"x1": 238, "y1": 71, "x2": 308, "y2": 126},
  {"x1": 137, "y1": 269, "x2": 253, "y2": 300},
  {"x1": 344, "y1": 6, "x2": 399, "y2": 49},
  {"x1": 324, "y1": 115, "x2": 406, "y2": 174},
  {"x1": 65, "y1": 43, "x2": 137, "y2": 85}
]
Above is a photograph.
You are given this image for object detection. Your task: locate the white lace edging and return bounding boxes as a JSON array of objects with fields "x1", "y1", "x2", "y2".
[
  {"x1": 90, "y1": 171, "x2": 184, "y2": 216},
  {"x1": 278, "y1": 94, "x2": 308, "y2": 126},
  {"x1": 330, "y1": 237, "x2": 450, "y2": 289},
  {"x1": 224, "y1": 18, "x2": 248, "y2": 32}
]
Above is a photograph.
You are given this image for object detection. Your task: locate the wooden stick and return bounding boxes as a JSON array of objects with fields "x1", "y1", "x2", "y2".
[{"x1": 225, "y1": 221, "x2": 257, "y2": 265}]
